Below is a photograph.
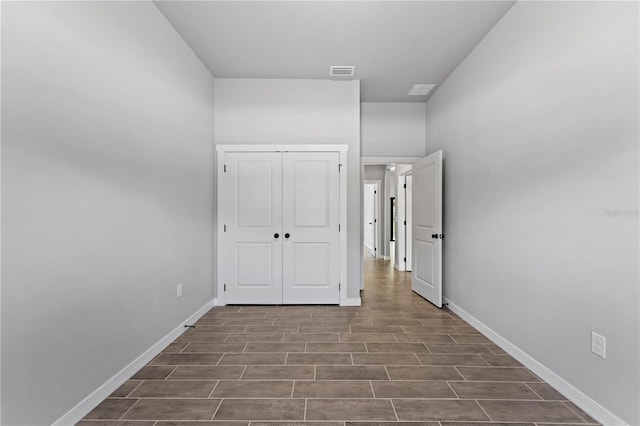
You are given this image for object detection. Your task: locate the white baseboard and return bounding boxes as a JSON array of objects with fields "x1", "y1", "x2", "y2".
[
  {"x1": 342, "y1": 297, "x2": 361, "y2": 306},
  {"x1": 444, "y1": 298, "x2": 628, "y2": 426},
  {"x1": 53, "y1": 299, "x2": 216, "y2": 426},
  {"x1": 213, "y1": 297, "x2": 223, "y2": 306}
]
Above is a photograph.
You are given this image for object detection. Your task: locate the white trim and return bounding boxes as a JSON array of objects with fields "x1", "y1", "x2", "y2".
[
  {"x1": 216, "y1": 151, "x2": 226, "y2": 305},
  {"x1": 444, "y1": 298, "x2": 628, "y2": 426},
  {"x1": 342, "y1": 297, "x2": 362, "y2": 306},
  {"x1": 216, "y1": 145, "x2": 349, "y2": 306},
  {"x1": 217, "y1": 144, "x2": 348, "y2": 153},
  {"x1": 213, "y1": 297, "x2": 223, "y2": 306},
  {"x1": 52, "y1": 299, "x2": 215, "y2": 426},
  {"x1": 338, "y1": 149, "x2": 348, "y2": 306},
  {"x1": 361, "y1": 156, "x2": 421, "y2": 164}
]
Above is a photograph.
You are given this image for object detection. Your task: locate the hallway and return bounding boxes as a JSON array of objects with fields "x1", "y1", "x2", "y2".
[{"x1": 80, "y1": 257, "x2": 599, "y2": 425}]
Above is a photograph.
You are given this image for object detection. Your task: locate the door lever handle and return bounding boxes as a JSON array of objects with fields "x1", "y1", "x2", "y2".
[
  {"x1": 285, "y1": 233, "x2": 290, "y2": 239},
  {"x1": 274, "y1": 233, "x2": 280, "y2": 239}
]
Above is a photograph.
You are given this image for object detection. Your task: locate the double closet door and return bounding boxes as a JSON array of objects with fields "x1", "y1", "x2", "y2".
[{"x1": 223, "y1": 151, "x2": 340, "y2": 304}]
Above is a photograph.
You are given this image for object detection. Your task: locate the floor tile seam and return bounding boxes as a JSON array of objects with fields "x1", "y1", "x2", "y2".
[
  {"x1": 484, "y1": 343, "x2": 503, "y2": 354},
  {"x1": 452, "y1": 366, "x2": 466, "y2": 381},
  {"x1": 444, "y1": 380, "x2": 460, "y2": 399},
  {"x1": 561, "y1": 400, "x2": 596, "y2": 423},
  {"x1": 455, "y1": 365, "x2": 532, "y2": 369},
  {"x1": 206, "y1": 380, "x2": 221, "y2": 399},
  {"x1": 388, "y1": 396, "x2": 400, "y2": 422},
  {"x1": 475, "y1": 398, "x2": 495, "y2": 422},
  {"x1": 107, "y1": 395, "x2": 578, "y2": 401},
  {"x1": 303, "y1": 398, "x2": 308, "y2": 421},
  {"x1": 163, "y1": 365, "x2": 180, "y2": 381},
  {"x1": 524, "y1": 382, "x2": 547, "y2": 400},
  {"x1": 117, "y1": 397, "x2": 141, "y2": 420},
  {"x1": 124, "y1": 380, "x2": 145, "y2": 398}
]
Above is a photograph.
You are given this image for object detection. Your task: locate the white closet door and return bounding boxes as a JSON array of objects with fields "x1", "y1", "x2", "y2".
[
  {"x1": 224, "y1": 152, "x2": 283, "y2": 304},
  {"x1": 282, "y1": 152, "x2": 340, "y2": 304}
]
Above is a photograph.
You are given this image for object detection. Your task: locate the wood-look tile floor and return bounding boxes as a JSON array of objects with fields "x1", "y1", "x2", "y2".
[{"x1": 79, "y1": 256, "x2": 600, "y2": 426}]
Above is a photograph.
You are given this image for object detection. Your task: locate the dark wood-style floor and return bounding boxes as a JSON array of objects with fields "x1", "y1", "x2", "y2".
[{"x1": 79, "y1": 255, "x2": 599, "y2": 425}]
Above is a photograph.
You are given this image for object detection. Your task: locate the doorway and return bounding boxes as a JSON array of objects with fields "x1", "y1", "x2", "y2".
[
  {"x1": 361, "y1": 161, "x2": 415, "y2": 291},
  {"x1": 360, "y1": 153, "x2": 444, "y2": 309},
  {"x1": 363, "y1": 181, "x2": 380, "y2": 259}
]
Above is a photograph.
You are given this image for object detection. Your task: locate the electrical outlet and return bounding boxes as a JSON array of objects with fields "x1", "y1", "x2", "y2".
[
  {"x1": 591, "y1": 331, "x2": 606, "y2": 359},
  {"x1": 177, "y1": 283, "x2": 183, "y2": 298}
]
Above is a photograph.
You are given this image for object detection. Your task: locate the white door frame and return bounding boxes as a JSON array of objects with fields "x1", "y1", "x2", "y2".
[
  {"x1": 363, "y1": 180, "x2": 381, "y2": 260},
  {"x1": 360, "y1": 157, "x2": 421, "y2": 289},
  {"x1": 395, "y1": 165, "x2": 413, "y2": 272},
  {"x1": 217, "y1": 145, "x2": 349, "y2": 306}
]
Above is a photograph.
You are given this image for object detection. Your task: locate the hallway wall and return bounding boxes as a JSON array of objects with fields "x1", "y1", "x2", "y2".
[
  {"x1": 361, "y1": 102, "x2": 426, "y2": 157},
  {"x1": 425, "y1": 2, "x2": 639, "y2": 423},
  {"x1": 1, "y1": 3, "x2": 216, "y2": 424}
]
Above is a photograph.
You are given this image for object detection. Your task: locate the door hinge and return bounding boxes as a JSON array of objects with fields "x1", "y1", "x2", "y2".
[
  {"x1": 404, "y1": 220, "x2": 406, "y2": 226},
  {"x1": 223, "y1": 164, "x2": 227, "y2": 173},
  {"x1": 374, "y1": 190, "x2": 377, "y2": 194},
  {"x1": 224, "y1": 224, "x2": 227, "y2": 232},
  {"x1": 338, "y1": 224, "x2": 341, "y2": 232},
  {"x1": 339, "y1": 283, "x2": 341, "y2": 290},
  {"x1": 338, "y1": 164, "x2": 342, "y2": 172},
  {"x1": 374, "y1": 219, "x2": 377, "y2": 223},
  {"x1": 403, "y1": 184, "x2": 406, "y2": 189},
  {"x1": 224, "y1": 283, "x2": 227, "y2": 292},
  {"x1": 404, "y1": 257, "x2": 406, "y2": 262}
]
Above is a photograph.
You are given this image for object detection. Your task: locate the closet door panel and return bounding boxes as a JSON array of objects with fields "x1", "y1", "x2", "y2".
[
  {"x1": 224, "y1": 152, "x2": 282, "y2": 304},
  {"x1": 282, "y1": 152, "x2": 340, "y2": 304}
]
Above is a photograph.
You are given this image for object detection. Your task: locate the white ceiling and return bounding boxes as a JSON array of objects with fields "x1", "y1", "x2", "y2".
[{"x1": 154, "y1": 1, "x2": 515, "y2": 102}]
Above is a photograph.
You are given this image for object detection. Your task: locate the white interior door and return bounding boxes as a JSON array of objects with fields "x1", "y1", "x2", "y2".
[
  {"x1": 395, "y1": 175, "x2": 406, "y2": 271},
  {"x1": 363, "y1": 184, "x2": 375, "y2": 256},
  {"x1": 282, "y1": 152, "x2": 340, "y2": 304},
  {"x1": 411, "y1": 151, "x2": 443, "y2": 308},
  {"x1": 405, "y1": 175, "x2": 413, "y2": 272},
  {"x1": 224, "y1": 152, "x2": 283, "y2": 304}
]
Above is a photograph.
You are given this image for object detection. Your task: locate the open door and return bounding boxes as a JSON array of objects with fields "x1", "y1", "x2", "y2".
[
  {"x1": 404, "y1": 175, "x2": 413, "y2": 271},
  {"x1": 411, "y1": 151, "x2": 443, "y2": 308}
]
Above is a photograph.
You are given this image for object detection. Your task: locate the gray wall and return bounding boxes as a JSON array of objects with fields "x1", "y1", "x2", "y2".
[
  {"x1": 424, "y1": 1, "x2": 639, "y2": 424},
  {"x1": 214, "y1": 78, "x2": 361, "y2": 299},
  {"x1": 1, "y1": 2, "x2": 215, "y2": 424},
  {"x1": 361, "y1": 102, "x2": 426, "y2": 157}
]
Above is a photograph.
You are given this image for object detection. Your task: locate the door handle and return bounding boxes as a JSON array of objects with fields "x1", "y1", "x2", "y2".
[
  {"x1": 431, "y1": 234, "x2": 439, "y2": 239},
  {"x1": 285, "y1": 233, "x2": 290, "y2": 239},
  {"x1": 274, "y1": 233, "x2": 280, "y2": 239}
]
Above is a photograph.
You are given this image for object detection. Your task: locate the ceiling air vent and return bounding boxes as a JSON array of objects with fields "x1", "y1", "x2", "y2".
[
  {"x1": 330, "y1": 66, "x2": 355, "y2": 77},
  {"x1": 408, "y1": 84, "x2": 436, "y2": 96}
]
